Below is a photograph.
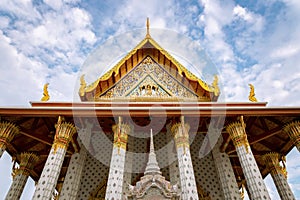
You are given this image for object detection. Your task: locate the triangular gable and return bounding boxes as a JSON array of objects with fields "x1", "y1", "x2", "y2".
[
  {"x1": 100, "y1": 56, "x2": 198, "y2": 99},
  {"x1": 79, "y1": 27, "x2": 220, "y2": 102}
]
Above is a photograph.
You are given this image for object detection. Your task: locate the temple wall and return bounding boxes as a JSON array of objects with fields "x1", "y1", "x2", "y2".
[
  {"x1": 76, "y1": 131, "x2": 112, "y2": 200},
  {"x1": 191, "y1": 133, "x2": 224, "y2": 199},
  {"x1": 76, "y1": 153, "x2": 109, "y2": 199},
  {"x1": 75, "y1": 129, "x2": 226, "y2": 199}
]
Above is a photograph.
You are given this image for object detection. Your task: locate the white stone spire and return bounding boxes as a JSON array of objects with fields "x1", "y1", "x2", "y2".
[{"x1": 144, "y1": 129, "x2": 161, "y2": 175}]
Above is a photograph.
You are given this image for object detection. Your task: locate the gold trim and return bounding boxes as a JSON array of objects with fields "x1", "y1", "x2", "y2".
[
  {"x1": 112, "y1": 123, "x2": 130, "y2": 150},
  {"x1": 53, "y1": 117, "x2": 76, "y2": 153},
  {"x1": 262, "y1": 152, "x2": 287, "y2": 179},
  {"x1": 171, "y1": 122, "x2": 190, "y2": 152},
  {"x1": 13, "y1": 152, "x2": 39, "y2": 178},
  {"x1": 226, "y1": 118, "x2": 249, "y2": 152},
  {"x1": 0, "y1": 121, "x2": 19, "y2": 147},
  {"x1": 283, "y1": 121, "x2": 300, "y2": 148},
  {"x1": 83, "y1": 36, "x2": 219, "y2": 96}
]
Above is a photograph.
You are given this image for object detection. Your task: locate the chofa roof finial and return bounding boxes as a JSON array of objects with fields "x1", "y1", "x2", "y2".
[
  {"x1": 146, "y1": 17, "x2": 151, "y2": 38},
  {"x1": 41, "y1": 83, "x2": 50, "y2": 102}
]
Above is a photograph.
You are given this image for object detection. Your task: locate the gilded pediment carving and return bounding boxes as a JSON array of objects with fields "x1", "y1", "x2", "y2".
[{"x1": 100, "y1": 56, "x2": 198, "y2": 99}]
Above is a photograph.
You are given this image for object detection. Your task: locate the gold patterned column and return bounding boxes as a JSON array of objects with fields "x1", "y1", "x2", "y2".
[
  {"x1": 32, "y1": 117, "x2": 76, "y2": 200},
  {"x1": 283, "y1": 121, "x2": 300, "y2": 152},
  {"x1": 226, "y1": 118, "x2": 271, "y2": 200},
  {"x1": 0, "y1": 122, "x2": 19, "y2": 158},
  {"x1": 105, "y1": 118, "x2": 130, "y2": 200},
  {"x1": 171, "y1": 116, "x2": 198, "y2": 200},
  {"x1": 5, "y1": 152, "x2": 39, "y2": 200},
  {"x1": 262, "y1": 152, "x2": 295, "y2": 200}
]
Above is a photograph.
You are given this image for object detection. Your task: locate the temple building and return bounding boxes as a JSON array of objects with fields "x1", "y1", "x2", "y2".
[{"x1": 1, "y1": 19, "x2": 300, "y2": 200}]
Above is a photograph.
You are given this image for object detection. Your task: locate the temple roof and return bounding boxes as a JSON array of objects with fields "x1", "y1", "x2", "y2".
[{"x1": 79, "y1": 20, "x2": 220, "y2": 102}]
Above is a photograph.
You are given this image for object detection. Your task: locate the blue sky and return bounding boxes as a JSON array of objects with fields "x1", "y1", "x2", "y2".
[{"x1": 0, "y1": 0, "x2": 300, "y2": 199}]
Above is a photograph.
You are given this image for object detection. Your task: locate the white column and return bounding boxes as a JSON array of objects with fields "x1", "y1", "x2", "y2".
[
  {"x1": 212, "y1": 137, "x2": 240, "y2": 200},
  {"x1": 263, "y1": 152, "x2": 296, "y2": 200},
  {"x1": 226, "y1": 119, "x2": 270, "y2": 200},
  {"x1": 122, "y1": 135, "x2": 133, "y2": 196},
  {"x1": 283, "y1": 121, "x2": 300, "y2": 152},
  {"x1": 105, "y1": 121, "x2": 130, "y2": 200},
  {"x1": 0, "y1": 122, "x2": 19, "y2": 158},
  {"x1": 59, "y1": 119, "x2": 93, "y2": 200},
  {"x1": 171, "y1": 117, "x2": 198, "y2": 200},
  {"x1": 5, "y1": 152, "x2": 39, "y2": 200},
  {"x1": 32, "y1": 117, "x2": 76, "y2": 200}
]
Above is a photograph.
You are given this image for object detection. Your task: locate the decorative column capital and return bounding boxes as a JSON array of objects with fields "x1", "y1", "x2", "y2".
[
  {"x1": 283, "y1": 121, "x2": 300, "y2": 151},
  {"x1": 171, "y1": 122, "x2": 190, "y2": 149},
  {"x1": 0, "y1": 121, "x2": 19, "y2": 148},
  {"x1": 13, "y1": 152, "x2": 39, "y2": 178},
  {"x1": 53, "y1": 117, "x2": 76, "y2": 152},
  {"x1": 262, "y1": 152, "x2": 287, "y2": 178},
  {"x1": 226, "y1": 120, "x2": 249, "y2": 151},
  {"x1": 112, "y1": 123, "x2": 130, "y2": 150}
]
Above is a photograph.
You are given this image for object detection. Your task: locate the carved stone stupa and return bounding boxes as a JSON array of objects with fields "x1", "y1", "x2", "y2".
[{"x1": 126, "y1": 129, "x2": 180, "y2": 200}]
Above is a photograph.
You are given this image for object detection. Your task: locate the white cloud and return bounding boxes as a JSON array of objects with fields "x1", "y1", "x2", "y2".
[
  {"x1": 0, "y1": 16, "x2": 10, "y2": 29},
  {"x1": 44, "y1": 0, "x2": 63, "y2": 10}
]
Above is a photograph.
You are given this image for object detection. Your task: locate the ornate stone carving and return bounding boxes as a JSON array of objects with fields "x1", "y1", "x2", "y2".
[
  {"x1": 126, "y1": 130, "x2": 180, "y2": 200},
  {"x1": 100, "y1": 56, "x2": 197, "y2": 99},
  {"x1": 12, "y1": 152, "x2": 39, "y2": 178},
  {"x1": 262, "y1": 152, "x2": 287, "y2": 178},
  {"x1": 112, "y1": 123, "x2": 130, "y2": 150},
  {"x1": 0, "y1": 121, "x2": 19, "y2": 150},
  {"x1": 283, "y1": 121, "x2": 300, "y2": 151},
  {"x1": 53, "y1": 116, "x2": 77, "y2": 153},
  {"x1": 226, "y1": 117, "x2": 249, "y2": 153}
]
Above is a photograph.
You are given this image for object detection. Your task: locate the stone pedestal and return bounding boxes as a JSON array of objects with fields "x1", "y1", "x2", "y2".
[
  {"x1": 105, "y1": 122, "x2": 130, "y2": 200},
  {"x1": 32, "y1": 117, "x2": 76, "y2": 200},
  {"x1": 263, "y1": 152, "x2": 295, "y2": 200},
  {"x1": 5, "y1": 152, "x2": 39, "y2": 200},
  {"x1": 226, "y1": 119, "x2": 270, "y2": 200},
  {"x1": 0, "y1": 122, "x2": 19, "y2": 158},
  {"x1": 171, "y1": 117, "x2": 198, "y2": 200}
]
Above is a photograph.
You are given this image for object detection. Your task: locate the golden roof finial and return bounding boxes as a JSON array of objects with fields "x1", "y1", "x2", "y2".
[
  {"x1": 79, "y1": 74, "x2": 87, "y2": 97},
  {"x1": 146, "y1": 17, "x2": 151, "y2": 38},
  {"x1": 212, "y1": 75, "x2": 220, "y2": 96},
  {"x1": 41, "y1": 83, "x2": 50, "y2": 102},
  {"x1": 248, "y1": 83, "x2": 258, "y2": 102}
]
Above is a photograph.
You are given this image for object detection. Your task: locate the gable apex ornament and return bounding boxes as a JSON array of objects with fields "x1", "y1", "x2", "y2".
[{"x1": 146, "y1": 17, "x2": 151, "y2": 38}]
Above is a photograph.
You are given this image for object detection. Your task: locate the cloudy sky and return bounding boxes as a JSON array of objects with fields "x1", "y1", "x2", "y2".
[{"x1": 0, "y1": 0, "x2": 300, "y2": 199}]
